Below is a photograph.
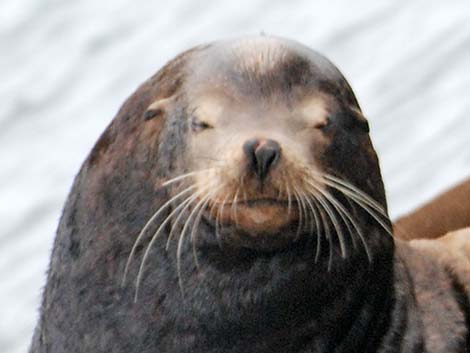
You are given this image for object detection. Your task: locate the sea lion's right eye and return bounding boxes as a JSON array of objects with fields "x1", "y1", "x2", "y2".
[
  {"x1": 191, "y1": 116, "x2": 213, "y2": 132},
  {"x1": 313, "y1": 116, "x2": 330, "y2": 130}
]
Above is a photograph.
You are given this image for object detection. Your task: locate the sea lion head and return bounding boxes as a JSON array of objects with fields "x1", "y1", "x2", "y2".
[
  {"x1": 127, "y1": 36, "x2": 390, "y2": 257},
  {"x1": 141, "y1": 37, "x2": 389, "y2": 253}
]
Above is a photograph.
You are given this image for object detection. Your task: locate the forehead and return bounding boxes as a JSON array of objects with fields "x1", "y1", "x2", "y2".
[
  {"x1": 184, "y1": 37, "x2": 347, "y2": 104},
  {"x1": 193, "y1": 90, "x2": 334, "y2": 124}
]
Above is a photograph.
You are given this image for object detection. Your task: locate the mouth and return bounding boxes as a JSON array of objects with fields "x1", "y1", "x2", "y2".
[
  {"x1": 206, "y1": 197, "x2": 298, "y2": 235},
  {"x1": 225, "y1": 198, "x2": 292, "y2": 207}
]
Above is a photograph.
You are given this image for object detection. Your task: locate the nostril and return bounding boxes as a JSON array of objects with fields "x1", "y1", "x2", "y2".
[
  {"x1": 243, "y1": 138, "x2": 281, "y2": 180},
  {"x1": 255, "y1": 148, "x2": 276, "y2": 179},
  {"x1": 243, "y1": 138, "x2": 260, "y2": 170}
]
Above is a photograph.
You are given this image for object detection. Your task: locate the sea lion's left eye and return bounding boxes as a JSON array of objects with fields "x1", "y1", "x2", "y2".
[{"x1": 191, "y1": 116, "x2": 213, "y2": 132}]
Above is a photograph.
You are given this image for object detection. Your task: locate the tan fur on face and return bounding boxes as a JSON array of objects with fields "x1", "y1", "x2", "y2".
[
  {"x1": 298, "y1": 95, "x2": 332, "y2": 129},
  {"x1": 190, "y1": 136, "x2": 327, "y2": 234},
  {"x1": 193, "y1": 95, "x2": 228, "y2": 127},
  {"x1": 183, "y1": 89, "x2": 338, "y2": 234}
]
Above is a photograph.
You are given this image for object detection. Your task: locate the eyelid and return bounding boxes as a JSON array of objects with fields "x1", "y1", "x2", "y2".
[
  {"x1": 191, "y1": 116, "x2": 214, "y2": 131},
  {"x1": 312, "y1": 116, "x2": 330, "y2": 129}
]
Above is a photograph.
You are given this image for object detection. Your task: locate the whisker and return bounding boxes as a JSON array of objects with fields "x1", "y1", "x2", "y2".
[
  {"x1": 304, "y1": 178, "x2": 346, "y2": 260},
  {"x1": 313, "y1": 198, "x2": 332, "y2": 269},
  {"x1": 177, "y1": 190, "x2": 217, "y2": 296},
  {"x1": 293, "y1": 185, "x2": 310, "y2": 239},
  {"x1": 345, "y1": 193, "x2": 394, "y2": 237},
  {"x1": 285, "y1": 181, "x2": 293, "y2": 217},
  {"x1": 134, "y1": 187, "x2": 208, "y2": 301},
  {"x1": 321, "y1": 190, "x2": 356, "y2": 248},
  {"x1": 215, "y1": 193, "x2": 230, "y2": 248},
  {"x1": 323, "y1": 190, "x2": 356, "y2": 249},
  {"x1": 303, "y1": 194, "x2": 323, "y2": 262},
  {"x1": 231, "y1": 187, "x2": 240, "y2": 227},
  {"x1": 321, "y1": 190, "x2": 372, "y2": 262},
  {"x1": 161, "y1": 169, "x2": 215, "y2": 187},
  {"x1": 321, "y1": 174, "x2": 387, "y2": 216},
  {"x1": 309, "y1": 181, "x2": 371, "y2": 262},
  {"x1": 300, "y1": 190, "x2": 313, "y2": 236},
  {"x1": 314, "y1": 172, "x2": 392, "y2": 236},
  {"x1": 315, "y1": 192, "x2": 347, "y2": 259},
  {"x1": 192, "y1": 156, "x2": 224, "y2": 163},
  {"x1": 303, "y1": 193, "x2": 315, "y2": 238},
  {"x1": 325, "y1": 181, "x2": 386, "y2": 218},
  {"x1": 323, "y1": 182, "x2": 392, "y2": 236},
  {"x1": 190, "y1": 186, "x2": 223, "y2": 269},
  {"x1": 292, "y1": 187, "x2": 303, "y2": 238},
  {"x1": 122, "y1": 184, "x2": 197, "y2": 286},
  {"x1": 166, "y1": 191, "x2": 205, "y2": 251}
]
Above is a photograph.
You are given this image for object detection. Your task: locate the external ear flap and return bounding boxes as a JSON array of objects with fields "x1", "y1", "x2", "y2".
[{"x1": 143, "y1": 97, "x2": 174, "y2": 121}]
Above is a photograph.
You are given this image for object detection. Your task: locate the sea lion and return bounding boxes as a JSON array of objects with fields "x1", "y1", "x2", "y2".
[
  {"x1": 30, "y1": 36, "x2": 470, "y2": 353},
  {"x1": 394, "y1": 179, "x2": 470, "y2": 240}
]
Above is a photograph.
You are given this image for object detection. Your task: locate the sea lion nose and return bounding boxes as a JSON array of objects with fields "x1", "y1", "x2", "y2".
[{"x1": 243, "y1": 138, "x2": 281, "y2": 180}]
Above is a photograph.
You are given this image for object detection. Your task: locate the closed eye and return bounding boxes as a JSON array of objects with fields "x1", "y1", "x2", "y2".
[
  {"x1": 312, "y1": 116, "x2": 330, "y2": 130},
  {"x1": 191, "y1": 116, "x2": 214, "y2": 132}
]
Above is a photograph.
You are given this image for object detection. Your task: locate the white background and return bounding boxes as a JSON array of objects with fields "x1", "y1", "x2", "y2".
[{"x1": 1, "y1": 1, "x2": 469, "y2": 352}]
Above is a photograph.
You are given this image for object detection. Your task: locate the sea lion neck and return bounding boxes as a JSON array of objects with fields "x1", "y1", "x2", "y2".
[{"x1": 163, "y1": 223, "x2": 399, "y2": 352}]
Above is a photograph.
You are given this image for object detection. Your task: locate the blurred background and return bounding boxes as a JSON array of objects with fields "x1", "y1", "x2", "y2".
[{"x1": 0, "y1": 0, "x2": 469, "y2": 352}]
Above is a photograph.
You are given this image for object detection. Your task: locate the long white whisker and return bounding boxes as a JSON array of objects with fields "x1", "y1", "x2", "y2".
[
  {"x1": 190, "y1": 186, "x2": 223, "y2": 269},
  {"x1": 310, "y1": 182, "x2": 371, "y2": 262},
  {"x1": 345, "y1": 193, "x2": 394, "y2": 237},
  {"x1": 314, "y1": 173, "x2": 392, "y2": 236},
  {"x1": 323, "y1": 191, "x2": 356, "y2": 248},
  {"x1": 285, "y1": 181, "x2": 293, "y2": 217},
  {"x1": 161, "y1": 169, "x2": 215, "y2": 187},
  {"x1": 176, "y1": 190, "x2": 217, "y2": 296},
  {"x1": 312, "y1": 198, "x2": 332, "y2": 269},
  {"x1": 215, "y1": 194, "x2": 230, "y2": 247},
  {"x1": 295, "y1": 186, "x2": 311, "y2": 237},
  {"x1": 316, "y1": 191, "x2": 346, "y2": 259},
  {"x1": 321, "y1": 174, "x2": 387, "y2": 216},
  {"x1": 303, "y1": 196, "x2": 322, "y2": 260},
  {"x1": 134, "y1": 187, "x2": 208, "y2": 301},
  {"x1": 231, "y1": 187, "x2": 240, "y2": 227},
  {"x1": 324, "y1": 180, "x2": 393, "y2": 237},
  {"x1": 321, "y1": 189, "x2": 372, "y2": 262},
  {"x1": 292, "y1": 188, "x2": 303, "y2": 238},
  {"x1": 122, "y1": 184, "x2": 197, "y2": 286},
  {"x1": 305, "y1": 178, "x2": 346, "y2": 260}
]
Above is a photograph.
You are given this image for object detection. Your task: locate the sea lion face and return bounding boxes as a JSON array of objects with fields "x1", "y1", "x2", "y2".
[
  {"x1": 148, "y1": 37, "x2": 386, "y2": 250},
  {"x1": 186, "y1": 91, "x2": 332, "y2": 235}
]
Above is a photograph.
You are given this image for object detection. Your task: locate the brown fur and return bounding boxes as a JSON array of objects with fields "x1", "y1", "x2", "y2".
[{"x1": 394, "y1": 179, "x2": 470, "y2": 240}]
